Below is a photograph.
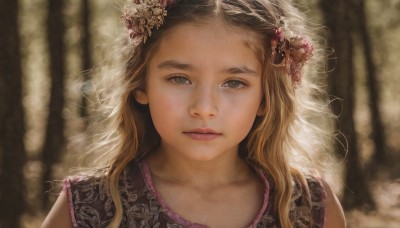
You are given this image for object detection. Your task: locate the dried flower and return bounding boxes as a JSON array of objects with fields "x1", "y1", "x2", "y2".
[
  {"x1": 271, "y1": 26, "x2": 314, "y2": 85},
  {"x1": 123, "y1": 0, "x2": 169, "y2": 44}
]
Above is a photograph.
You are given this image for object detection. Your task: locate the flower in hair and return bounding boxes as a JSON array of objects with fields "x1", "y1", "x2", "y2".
[
  {"x1": 123, "y1": 0, "x2": 171, "y2": 44},
  {"x1": 271, "y1": 27, "x2": 314, "y2": 84}
]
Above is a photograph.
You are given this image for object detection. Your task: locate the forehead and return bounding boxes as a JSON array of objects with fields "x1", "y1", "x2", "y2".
[
  {"x1": 163, "y1": 19, "x2": 262, "y2": 45},
  {"x1": 148, "y1": 20, "x2": 264, "y2": 69}
]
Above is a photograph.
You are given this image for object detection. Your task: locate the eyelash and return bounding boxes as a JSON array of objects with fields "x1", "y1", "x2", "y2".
[
  {"x1": 168, "y1": 75, "x2": 191, "y2": 85},
  {"x1": 222, "y1": 79, "x2": 248, "y2": 89},
  {"x1": 167, "y1": 76, "x2": 248, "y2": 89}
]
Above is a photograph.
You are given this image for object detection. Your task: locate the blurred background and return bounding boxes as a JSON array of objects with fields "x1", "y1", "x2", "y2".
[{"x1": 0, "y1": 0, "x2": 399, "y2": 227}]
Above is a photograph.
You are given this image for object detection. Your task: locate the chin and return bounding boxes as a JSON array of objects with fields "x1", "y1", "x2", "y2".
[{"x1": 181, "y1": 150, "x2": 227, "y2": 162}]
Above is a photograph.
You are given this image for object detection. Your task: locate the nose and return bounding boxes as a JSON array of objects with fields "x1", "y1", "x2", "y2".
[{"x1": 189, "y1": 86, "x2": 218, "y2": 119}]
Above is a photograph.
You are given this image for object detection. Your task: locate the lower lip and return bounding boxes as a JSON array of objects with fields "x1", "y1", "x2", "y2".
[{"x1": 183, "y1": 132, "x2": 221, "y2": 141}]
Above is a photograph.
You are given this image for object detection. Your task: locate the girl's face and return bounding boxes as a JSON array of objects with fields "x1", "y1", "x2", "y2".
[{"x1": 138, "y1": 21, "x2": 263, "y2": 162}]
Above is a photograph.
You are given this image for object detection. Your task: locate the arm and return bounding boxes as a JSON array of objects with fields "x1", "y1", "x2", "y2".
[
  {"x1": 322, "y1": 180, "x2": 346, "y2": 228},
  {"x1": 41, "y1": 189, "x2": 74, "y2": 228}
]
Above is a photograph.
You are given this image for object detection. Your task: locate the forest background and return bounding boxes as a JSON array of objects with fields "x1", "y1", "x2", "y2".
[{"x1": 1, "y1": 0, "x2": 399, "y2": 227}]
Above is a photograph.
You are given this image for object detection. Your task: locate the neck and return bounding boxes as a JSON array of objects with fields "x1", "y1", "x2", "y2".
[{"x1": 146, "y1": 148, "x2": 252, "y2": 189}]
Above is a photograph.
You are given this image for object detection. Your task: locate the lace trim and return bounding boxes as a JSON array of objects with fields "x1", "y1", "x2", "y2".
[{"x1": 64, "y1": 177, "x2": 80, "y2": 228}]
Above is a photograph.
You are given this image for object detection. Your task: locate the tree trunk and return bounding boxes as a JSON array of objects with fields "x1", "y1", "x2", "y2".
[
  {"x1": 319, "y1": 0, "x2": 375, "y2": 210},
  {"x1": 42, "y1": 0, "x2": 66, "y2": 209},
  {"x1": 80, "y1": 0, "x2": 92, "y2": 124},
  {"x1": 0, "y1": 0, "x2": 27, "y2": 226},
  {"x1": 351, "y1": 0, "x2": 386, "y2": 165}
]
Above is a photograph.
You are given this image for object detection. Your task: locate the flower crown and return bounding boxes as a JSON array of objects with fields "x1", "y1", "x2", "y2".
[
  {"x1": 123, "y1": 2, "x2": 313, "y2": 84},
  {"x1": 270, "y1": 20, "x2": 314, "y2": 85}
]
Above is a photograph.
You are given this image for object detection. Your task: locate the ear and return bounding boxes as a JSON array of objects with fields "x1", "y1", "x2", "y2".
[
  {"x1": 257, "y1": 106, "x2": 265, "y2": 116},
  {"x1": 134, "y1": 89, "x2": 149, "y2": 105},
  {"x1": 256, "y1": 100, "x2": 266, "y2": 116}
]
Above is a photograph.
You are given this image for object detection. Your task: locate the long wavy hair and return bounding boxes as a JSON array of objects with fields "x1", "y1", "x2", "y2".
[{"x1": 81, "y1": 0, "x2": 334, "y2": 227}]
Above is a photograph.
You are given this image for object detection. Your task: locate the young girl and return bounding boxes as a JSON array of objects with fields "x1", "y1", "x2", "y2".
[{"x1": 43, "y1": 0, "x2": 345, "y2": 227}]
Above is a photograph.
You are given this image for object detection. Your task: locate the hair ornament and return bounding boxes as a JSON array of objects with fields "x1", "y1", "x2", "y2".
[
  {"x1": 123, "y1": 0, "x2": 173, "y2": 44},
  {"x1": 271, "y1": 22, "x2": 314, "y2": 84}
]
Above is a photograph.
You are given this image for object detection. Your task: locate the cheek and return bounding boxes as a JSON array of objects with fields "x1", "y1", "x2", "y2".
[
  {"x1": 149, "y1": 89, "x2": 187, "y2": 110},
  {"x1": 225, "y1": 92, "x2": 262, "y2": 130},
  {"x1": 147, "y1": 91, "x2": 186, "y2": 131}
]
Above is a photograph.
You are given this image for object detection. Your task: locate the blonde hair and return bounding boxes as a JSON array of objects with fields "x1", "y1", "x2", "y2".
[{"x1": 80, "y1": 0, "x2": 334, "y2": 227}]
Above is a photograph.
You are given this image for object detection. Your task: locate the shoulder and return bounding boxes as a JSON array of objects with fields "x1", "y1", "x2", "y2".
[
  {"x1": 42, "y1": 175, "x2": 107, "y2": 228},
  {"x1": 290, "y1": 175, "x2": 345, "y2": 228},
  {"x1": 43, "y1": 161, "x2": 145, "y2": 228},
  {"x1": 302, "y1": 176, "x2": 346, "y2": 228},
  {"x1": 64, "y1": 175, "x2": 105, "y2": 200},
  {"x1": 41, "y1": 175, "x2": 101, "y2": 228},
  {"x1": 42, "y1": 189, "x2": 74, "y2": 228},
  {"x1": 320, "y1": 179, "x2": 346, "y2": 228},
  {"x1": 42, "y1": 175, "x2": 113, "y2": 228},
  {"x1": 65, "y1": 161, "x2": 143, "y2": 197}
]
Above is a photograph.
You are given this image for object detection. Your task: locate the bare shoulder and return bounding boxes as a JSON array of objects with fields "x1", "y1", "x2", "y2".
[
  {"x1": 41, "y1": 189, "x2": 74, "y2": 228},
  {"x1": 321, "y1": 180, "x2": 346, "y2": 228}
]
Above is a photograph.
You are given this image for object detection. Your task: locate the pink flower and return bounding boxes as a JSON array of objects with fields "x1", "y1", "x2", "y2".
[{"x1": 271, "y1": 27, "x2": 314, "y2": 85}]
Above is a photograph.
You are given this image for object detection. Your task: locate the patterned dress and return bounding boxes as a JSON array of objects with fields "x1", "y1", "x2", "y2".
[{"x1": 65, "y1": 160, "x2": 326, "y2": 228}]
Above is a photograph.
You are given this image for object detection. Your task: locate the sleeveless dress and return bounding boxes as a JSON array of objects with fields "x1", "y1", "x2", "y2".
[{"x1": 64, "y1": 160, "x2": 326, "y2": 228}]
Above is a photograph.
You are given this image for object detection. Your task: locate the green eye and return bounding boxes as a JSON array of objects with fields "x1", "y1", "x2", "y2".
[
  {"x1": 169, "y1": 76, "x2": 191, "y2": 84},
  {"x1": 223, "y1": 80, "x2": 246, "y2": 89}
]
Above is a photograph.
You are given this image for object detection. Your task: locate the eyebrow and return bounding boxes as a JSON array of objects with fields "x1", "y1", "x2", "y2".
[
  {"x1": 223, "y1": 66, "x2": 258, "y2": 76},
  {"x1": 157, "y1": 60, "x2": 258, "y2": 76},
  {"x1": 157, "y1": 60, "x2": 195, "y2": 71}
]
